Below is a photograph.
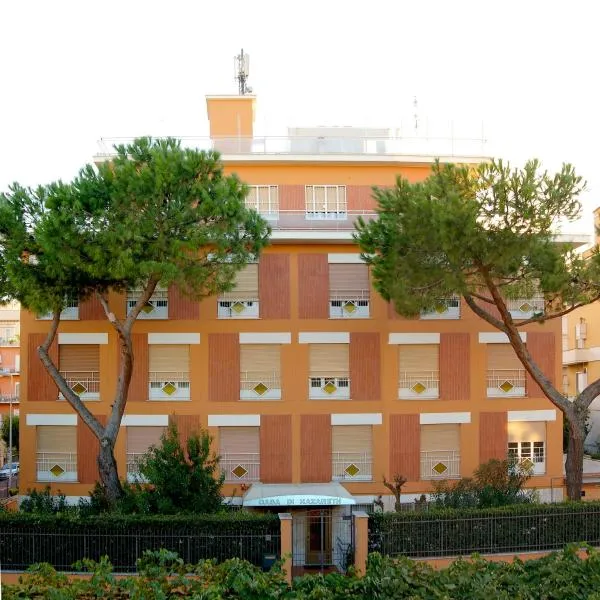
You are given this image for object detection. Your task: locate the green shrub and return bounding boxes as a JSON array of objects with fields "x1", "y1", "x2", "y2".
[{"x1": 19, "y1": 486, "x2": 73, "y2": 515}]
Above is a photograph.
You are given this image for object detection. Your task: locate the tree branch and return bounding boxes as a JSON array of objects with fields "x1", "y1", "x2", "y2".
[
  {"x1": 463, "y1": 294, "x2": 509, "y2": 332},
  {"x1": 517, "y1": 295, "x2": 600, "y2": 326}
]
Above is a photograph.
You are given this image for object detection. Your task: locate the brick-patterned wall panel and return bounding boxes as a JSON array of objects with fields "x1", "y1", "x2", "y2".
[
  {"x1": 347, "y1": 185, "x2": 374, "y2": 211},
  {"x1": 169, "y1": 414, "x2": 202, "y2": 451},
  {"x1": 300, "y1": 415, "x2": 332, "y2": 482},
  {"x1": 28, "y1": 334, "x2": 58, "y2": 402},
  {"x1": 77, "y1": 415, "x2": 106, "y2": 484},
  {"x1": 128, "y1": 334, "x2": 149, "y2": 402},
  {"x1": 479, "y1": 412, "x2": 508, "y2": 464},
  {"x1": 298, "y1": 254, "x2": 329, "y2": 319},
  {"x1": 439, "y1": 333, "x2": 470, "y2": 400},
  {"x1": 526, "y1": 332, "x2": 555, "y2": 398},
  {"x1": 259, "y1": 254, "x2": 291, "y2": 319},
  {"x1": 260, "y1": 415, "x2": 292, "y2": 483},
  {"x1": 279, "y1": 185, "x2": 305, "y2": 211},
  {"x1": 389, "y1": 414, "x2": 420, "y2": 481},
  {"x1": 79, "y1": 296, "x2": 105, "y2": 320},
  {"x1": 168, "y1": 284, "x2": 199, "y2": 320},
  {"x1": 208, "y1": 333, "x2": 240, "y2": 402},
  {"x1": 349, "y1": 332, "x2": 381, "y2": 401}
]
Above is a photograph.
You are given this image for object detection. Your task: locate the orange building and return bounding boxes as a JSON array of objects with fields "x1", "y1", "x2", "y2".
[{"x1": 19, "y1": 94, "x2": 578, "y2": 550}]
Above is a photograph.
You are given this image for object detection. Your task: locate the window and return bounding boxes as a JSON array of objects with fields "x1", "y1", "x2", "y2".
[
  {"x1": 37, "y1": 296, "x2": 79, "y2": 321},
  {"x1": 332, "y1": 425, "x2": 372, "y2": 481},
  {"x1": 126, "y1": 426, "x2": 165, "y2": 482},
  {"x1": 126, "y1": 288, "x2": 168, "y2": 319},
  {"x1": 59, "y1": 344, "x2": 100, "y2": 400},
  {"x1": 219, "y1": 427, "x2": 260, "y2": 482},
  {"x1": 420, "y1": 296, "x2": 460, "y2": 320},
  {"x1": 305, "y1": 185, "x2": 347, "y2": 219},
  {"x1": 329, "y1": 264, "x2": 370, "y2": 318},
  {"x1": 245, "y1": 185, "x2": 279, "y2": 218},
  {"x1": 420, "y1": 424, "x2": 460, "y2": 479},
  {"x1": 218, "y1": 264, "x2": 259, "y2": 318},
  {"x1": 576, "y1": 370, "x2": 588, "y2": 394},
  {"x1": 0, "y1": 322, "x2": 18, "y2": 343},
  {"x1": 507, "y1": 421, "x2": 546, "y2": 474},
  {"x1": 486, "y1": 344, "x2": 525, "y2": 397},
  {"x1": 149, "y1": 345, "x2": 190, "y2": 400},
  {"x1": 309, "y1": 344, "x2": 350, "y2": 399},
  {"x1": 36, "y1": 425, "x2": 77, "y2": 482},
  {"x1": 398, "y1": 344, "x2": 439, "y2": 399},
  {"x1": 240, "y1": 344, "x2": 281, "y2": 400}
]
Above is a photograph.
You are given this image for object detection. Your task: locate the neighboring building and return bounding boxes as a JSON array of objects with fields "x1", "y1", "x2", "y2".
[{"x1": 19, "y1": 93, "x2": 578, "y2": 564}]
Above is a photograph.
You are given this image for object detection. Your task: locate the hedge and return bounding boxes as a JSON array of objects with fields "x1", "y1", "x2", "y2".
[
  {"x1": 0, "y1": 512, "x2": 280, "y2": 571},
  {"x1": 369, "y1": 501, "x2": 600, "y2": 557}
]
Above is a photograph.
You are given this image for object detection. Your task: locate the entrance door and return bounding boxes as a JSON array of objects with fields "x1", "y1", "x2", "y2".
[{"x1": 305, "y1": 509, "x2": 332, "y2": 566}]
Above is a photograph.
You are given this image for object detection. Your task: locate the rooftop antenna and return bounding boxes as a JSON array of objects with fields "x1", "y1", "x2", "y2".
[{"x1": 234, "y1": 48, "x2": 252, "y2": 95}]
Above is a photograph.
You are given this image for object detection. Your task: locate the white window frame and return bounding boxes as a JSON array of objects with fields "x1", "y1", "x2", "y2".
[
  {"x1": 305, "y1": 185, "x2": 347, "y2": 220},
  {"x1": 508, "y1": 441, "x2": 545, "y2": 475},
  {"x1": 245, "y1": 185, "x2": 279, "y2": 219},
  {"x1": 127, "y1": 288, "x2": 168, "y2": 320}
]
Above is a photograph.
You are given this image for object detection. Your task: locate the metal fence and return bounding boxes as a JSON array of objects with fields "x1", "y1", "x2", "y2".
[{"x1": 369, "y1": 509, "x2": 600, "y2": 558}]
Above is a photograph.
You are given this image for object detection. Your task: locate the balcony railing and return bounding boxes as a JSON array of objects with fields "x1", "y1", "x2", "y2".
[
  {"x1": 329, "y1": 290, "x2": 370, "y2": 318},
  {"x1": 221, "y1": 452, "x2": 260, "y2": 482},
  {"x1": 0, "y1": 337, "x2": 19, "y2": 346},
  {"x1": 332, "y1": 452, "x2": 372, "y2": 481},
  {"x1": 60, "y1": 371, "x2": 100, "y2": 399},
  {"x1": 217, "y1": 298, "x2": 259, "y2": 319},
  {"x1": 240, "y1": 371, "x2": 281, "y2": 400},
  {"x1": 420, "y1": 450, "x2": 461, "y2": 479},
  {"x1": 36, "y1": 452, "x2": 77, "y2": 482},
  {"x1": 487, "y1": 369, "x2": 526, "y2": 397},
  {"x1": 399, "y1": 371, "x2": 440, "y2": 399},
  {"x1": 507, "y1": 296, "x2": 545, "y2": 319},
  {"x1": 309, "y1": 374, "x2": 350, "y2": 400},
  {"x1": 0, "y1": 395, "x2": 19, "y2": 404},
  {"x1": 149, "y1": 372, "x2": 190, "y2": 400},
  {"x1": 420, "y1": 297, "x2": 461, "y2": 320},
  {"x1": 127, "y1": 289, "x2": 169, "y2": 319}
]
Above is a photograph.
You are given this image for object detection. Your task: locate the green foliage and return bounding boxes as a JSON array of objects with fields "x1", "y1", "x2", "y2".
[
  {"x1": 431, "y1": 458, "x2": 535, "y2": 509},
  {"x1": 0, "y1": 414, "x2": 18, "y2": 451},
  {"x1": 19, "y1": 486, "x2": 73, "y2": 515}
]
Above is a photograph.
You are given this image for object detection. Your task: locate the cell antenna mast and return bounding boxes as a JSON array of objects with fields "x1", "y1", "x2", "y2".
[{"x1": 234, "y1": 48, "x2": 252, "y2": 95}]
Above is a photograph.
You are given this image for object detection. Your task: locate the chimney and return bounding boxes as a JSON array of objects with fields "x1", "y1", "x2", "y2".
[{"x1": 205, "y1": 95, "x2": 256, "y2": 139}]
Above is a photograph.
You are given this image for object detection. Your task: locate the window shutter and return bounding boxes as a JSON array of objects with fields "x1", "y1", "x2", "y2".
[
  {"x1": 240, "y1": 345, "x2": 280, "y2": 377},
  {"x1": 220, "y1": 264, "x2": 258, "y2": 300},
  {"x1": 398, "y1": 345, "x2": 439, "y2": 373},
  {"x1": 126, "y1": 427, "x2": 165, "y2": 454},
  {"x1": 309, "y1": 344, "x2": 349, "y2": 377},
  {"x1": 508, "y1": 421, "x2": 546, "y2": 443},
  {"x1": 219, "y1": 427, "x2": 260, "y2": 454},
  {"x1": 37, "y1": 426, "x2": 76, "y2": 453},
  {"x1": 59, "y1": 345, "x2": 99, "y2": 372},
  {"x1": 149, "y1": 345, "x2": 189, "y2": 374},
  {"x1": 329, "y1": 264, "x2": 369, "y2": 297},
  {"x1": 332, "y1": 425, "x2": 371, "y2": 454},
  {"x1": 487, "y1": 344, "x2": 521, "y2": 370},
  {"x1": 421, "y1": 424, "x2": 460, "y2": 452}
]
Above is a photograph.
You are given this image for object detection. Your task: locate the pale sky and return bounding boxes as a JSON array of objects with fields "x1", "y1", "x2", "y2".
[{"x1": 1, "y1": 0, "x2": 598, "y2": 235}]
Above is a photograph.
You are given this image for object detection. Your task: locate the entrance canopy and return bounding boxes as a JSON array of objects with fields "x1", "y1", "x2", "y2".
[{"x1": 242, "y1": 483, "x2": 356, "y2": 508}]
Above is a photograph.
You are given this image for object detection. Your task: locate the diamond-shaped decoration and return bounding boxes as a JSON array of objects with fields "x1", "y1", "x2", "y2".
[
  {"x1": 499, "y1": 381, "x2": 514, "y2": 393},
  {"x1": 433, "y1": 462, "x2": 448, "y2": 475},
  {"x1": 141, "y1": 302, "x2": 155, "y2": 314},
  {"x1": 520, "y1": 458, "x2": 534, "y2": 471},
  {"x1": 253, "y1": 382, "x2": 269, "y2": 396},
  {"x1": 162, "y1": 382, "x2": 177, "y2": 396},
  {"x1": 232, "y1": 464, "x2": 248, "y2": 479},
  {"x1": 434, "y1": 302, "x2": 449, "y2": 314},
  {"x1": 345, "y1": 463, "x2": 360, "y2": 477},
  {"x1": 71, "y1": 382, "x2": 87, "y2": 395},
  {"x1": 343, "y1": 301, "x2": 357, "y2": 314},
  {"x1": 519, "y1": 302, "x2": 533, "y2": 313},
  {"x1": 50, "y1": 464, "x2": 65, "y2": 477},
  {"x1": 412, "y1": 382, "x2": 427, "y2": 394},
  {"x1": 231, "y1": 301, "x2": 246, "y2": 314},
  {"x1": 323, "y1": 381, "x2": 337, "y2": 394}
]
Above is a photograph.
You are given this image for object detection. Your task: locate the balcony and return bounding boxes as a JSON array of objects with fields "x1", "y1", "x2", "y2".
[
  {"x1": 399, "y1": 371, "x2": 439, "y2": 400},
  {"x1": 221, "y1": 452, "x2": 260, "y2": 482},
  {"x1": 240, "y1": 371, "x2": 281, "y2": 400},
  {"x1": 421, "y1": 297, "x2": 460, "y2": 320},
  {"x1": 507, "y1": 297, "x2": 544, "y2": 320},
  {"x1": 332, "y1": 452, "x2": 372, "y2": 481},
  {"x1": 0, "y1": 337, "x2": 19, "y2": 347},
  {"x1": 59, "y1": 371, "x2": 100, "y2": 400},
  {"x1": 38, "y1": 300, "x2": 79, "y2": 321},
  {"x1": 508, "y1": 444, "x2": 545, "y2": 475},
  {"x1": 420, "y1": 450, "x2": 461, "y2": 480},
  {"x1": 309, "y1": 374, "x2": 350, "y2": 400},
  {"x1": 149, "y1": 372, "x2": 190, "y2": 401},
  {"x1": 36, "y1": 452, "x2": 77, "y2": 482},
  {"x1": 487, "y1": 369, "x2": 526, "y2": 398},
  {"x1": 218, "y1": 298, "x2": 259, "y2": 319},
  {"x1": 329, "y1": 291, "x2": 370, "y2": 319},
  {"x1": 0, "y1": 395, "x2": 19, "y2": 404},
  {"x1": 127, "y1": 290, "x2": 168, "y2": 319}
]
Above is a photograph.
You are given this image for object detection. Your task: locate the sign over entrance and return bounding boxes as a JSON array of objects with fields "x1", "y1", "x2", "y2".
[
  {"x1": 242, "y1": 483, "x2": 356, "y2": 508},
  {"x1": 246, "y1": 494, "x2": 354, "y2": 507}
]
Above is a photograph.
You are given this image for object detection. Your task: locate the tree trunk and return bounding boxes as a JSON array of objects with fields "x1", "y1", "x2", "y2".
[
  {"x1": 565, "y1": 417, "x2": 586, "y2": 501},
  {"x1": 97, "y1": 437, "x2": 123, "y2": 504}
]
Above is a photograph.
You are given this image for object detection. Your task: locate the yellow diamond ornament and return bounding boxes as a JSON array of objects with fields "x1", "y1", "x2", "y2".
[
  {"x1": 162, "y1": 382, "x2": 177, "y2": 396},
  {"x1": 231, "y1": 302, "x2": 246, "y2": 314},
  {"x1": 71, "y1": 382, "x2": 87, "y2": 395},
  {"x1": 323, "y1": 381, "x2": 337, "y2": 394},
  {"x1": 499, "y1": 381, "x2": 514, "y2": 393},
  {"x1": 519, "y1": 302, "x2": 533, "y2": 313},
  {"x1": 141, "y1": 302, "x2": 155, "y2": 314},
  {"x1": 253, "y1": 382, "x2": 268, "y2": 396},
  {"x1": 232, "y1": 465, "x2": 248, "y2": 479},
  {"x1": 433, "y1": 462, "x2": 448, "y2": 475},
  {"x1": 50, "y1": 464, "x2": 65, "y2": 477},
  {"x1": 434, "y1": 303, "x2": 448, "y2": 314},
  {"x1": 520, "y1": 458, "x2": 534, "y2": 471},
  {"x1": 343, "y1": 301, "x2": 357, "y2": 314},
  {"x1": 412, "y1": 382, "x2": 427, "y2": 394},
  {"x1": 345, "y1": 464, "x2": 360, "y2": 477}
]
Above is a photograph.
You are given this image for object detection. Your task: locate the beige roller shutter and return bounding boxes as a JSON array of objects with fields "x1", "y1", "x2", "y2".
[
  {"x1": 309, "y1": 344, "x2": 349, "y2": 377},
  {"x1": 59, "y1": 345, "x2": 99, "y2": 372},
  {"x1": 305, "y1": 185, "x2": 326, "y2": 211},
  {"x1": 421, "y1": 424, "x2": 460, "y2": 452},
  {"x1": 398, "y1": 345, "x2": 439, "y2": 373},
  {"x1": 149, "y1": 345, "x2": 189, "y2": 374},
  {"x1": 240, "y1": 345, "x2": 280, "y2": 376},
  {"x1": 127, "y1": 426, "x2": 165, "y2": 454},
  {"x1": 329, "y1": 264, "x2": 369, "y2": 297},
  {"x1": 332, "y1": 425, "x2": 372, "y2": 454},
  {"x1": 219, "y1": 427, "x2": 260, "y2": 454},
  {"x1": 257, "y1": 186, "x2": 278, "y2": 212},
  {"x1": 508, "y1": 421, "x2": 546, "y2": 443},
  {"x1": 37, "y1": 426, "x2": 76, "y2": 453},
  {"x1": 220, "y1": 264, "x2": 258, "y2": 299},
  {"x1": 488, "y1": 344, "x2": 521, "y2": 370}
]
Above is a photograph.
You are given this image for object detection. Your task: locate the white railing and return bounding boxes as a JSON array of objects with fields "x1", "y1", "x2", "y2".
[
  {"x1": 332, "y1": 452, "x2": 372, "y2": 481},
  {"x1": 399, "y1": 371, "x2": 440, "y2": 399},
  {"x1": 240, "y1": 371, "x2": 281, "y2": 400},
  {"x1": 38, "y1": 300, "x2": 79, "y2": 321},
  {"x1": 420, "y1": 450, "x2": 461, "y2": 479},
  {"x1": 60, "y1": 371, "x2": 100, "y2": 398},
  {"x1": 508, "y1": 444, "x2": 546, "y2": 475},
  {"x1": 329, "y1": 290, "x2": 370, "y2": 318},
  {"x1": 421, "y1": 297, "x2": 461, "y2": 320},
  {"x1": 0, "y1": 395, "x2": 19, "y2": 404},
  {"x1": 126, "y1": 452, "x2": 149, "y2": 482},
  {"x1": 0, "y1": 337, "x2": 19, "y2": 346},
  {"x1": 487, "y1": 369, "x2": 526, "y2": 397},
  {"x1": 149, "y1": 371, "x2": 190, "y2": 400},
  {"x1": 36, "y1": 452, "x2": 77, "y2": 482},
  {"x1": 217, "y1": 298, "x2": 259, "y2": 318},
  {"x1": 309, "y1": 374, "x2": 350, "y2": 399},
  {"x1": 126, "y1": 289, "x2": 168, "y2": 319},
  {"x1": 221, "y1": 453, "x2": 260, "y2": 482},
  {"x1": 507, "y1": 296, "x2": 545, "y2": 318}
]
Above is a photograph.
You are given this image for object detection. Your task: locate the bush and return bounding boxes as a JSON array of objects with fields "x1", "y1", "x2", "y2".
[{"x1": 19, "y1": 486, "x2": 73, "y2": 515}]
